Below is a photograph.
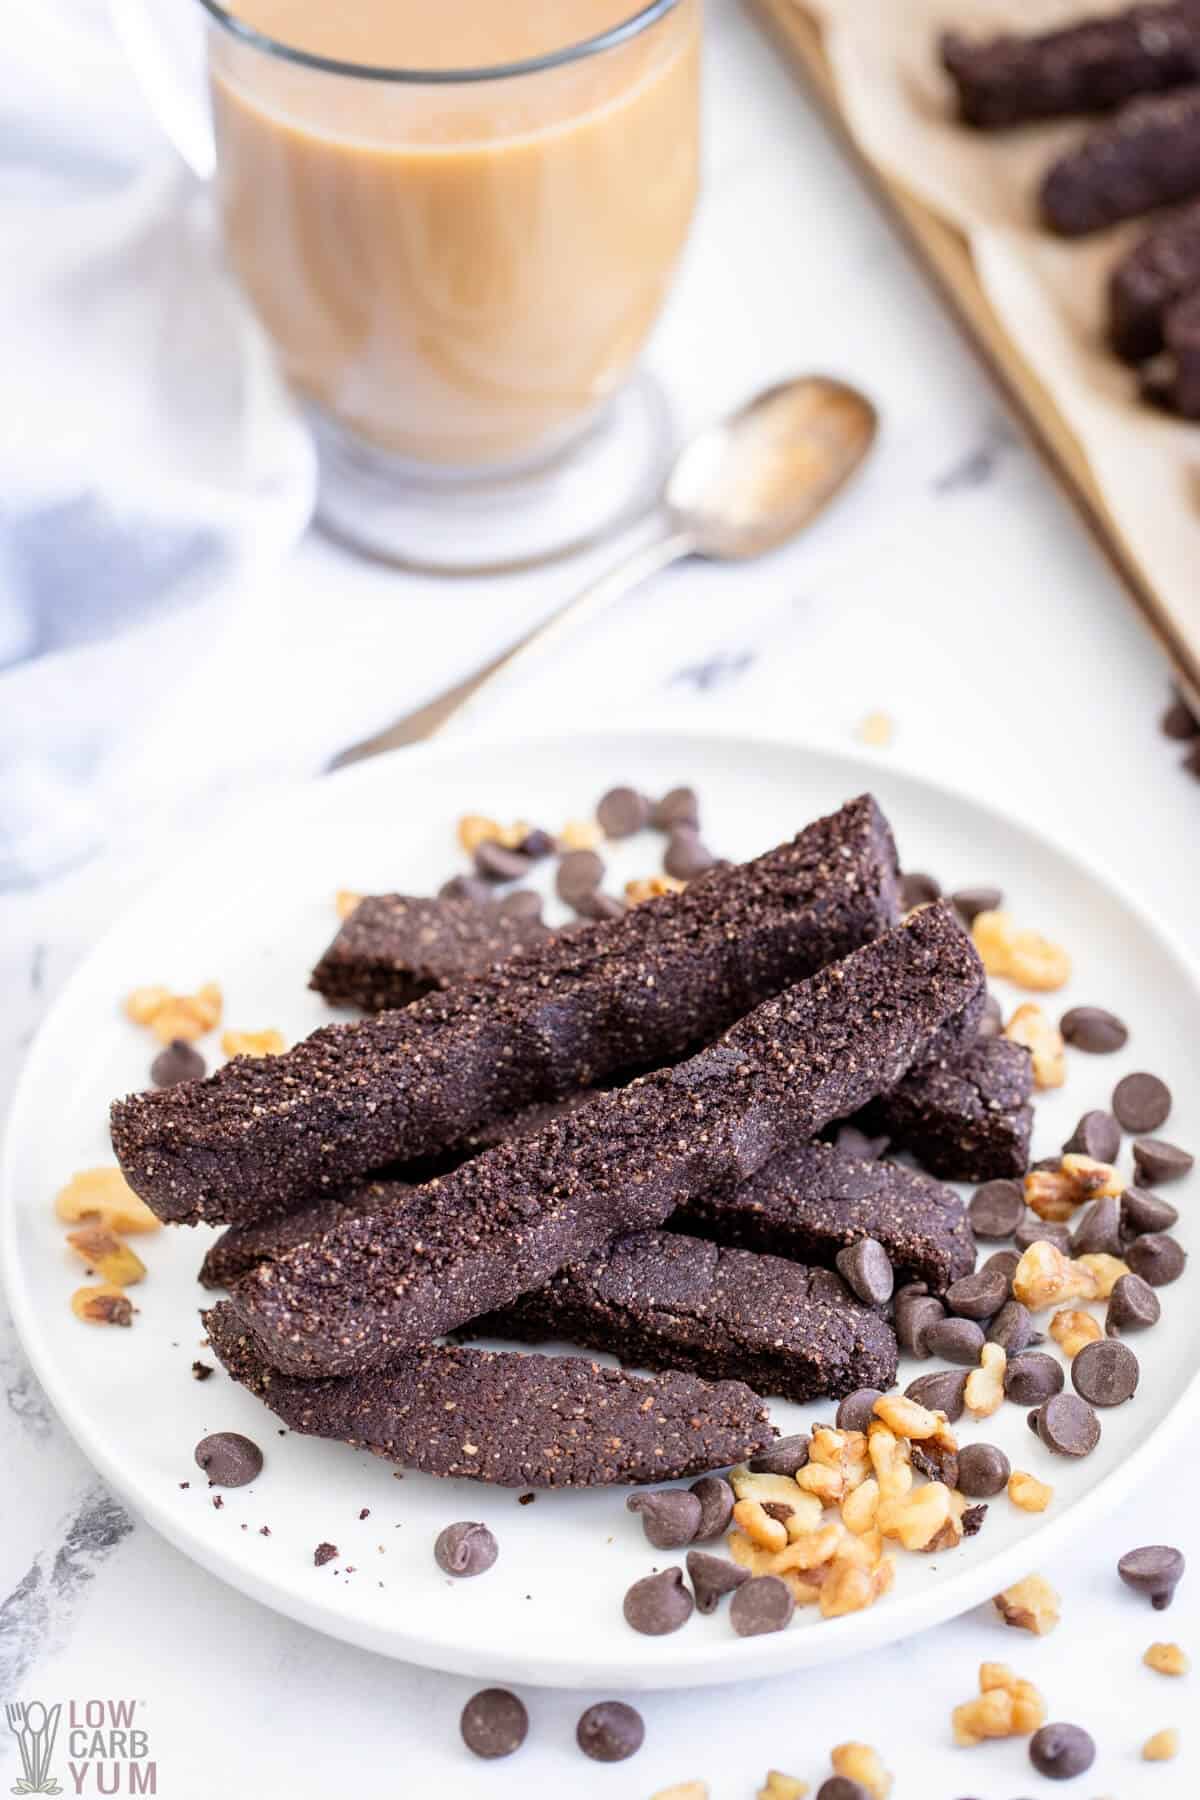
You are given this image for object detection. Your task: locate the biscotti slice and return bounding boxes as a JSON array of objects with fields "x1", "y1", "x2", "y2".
[
  {"x1": 475, "y1": 1230, "x2": 898, "y2": 1403},
  {"x1": 1110, "y1": 199, "x2": 1200, "y2": 359},
  {"x1": 112, "y1": 793, "x2": 900, "y2": 1227},
  {"x1": 942, "y1": 5, "x2": 1200, "y2": 130},
  {"x1": 203, "y1": 1303, "x2": 773, "y2": 1488},
  {"x1": 309, "y1": 892, "x2": 551, "y2": 1011},
  {"x1": 227, "y1": 904, "x2": 983, "y2": 1377},
  {"x1": 857, "y1": 1035, "x2": 1034, "y2": 1182},
  {"x1": 1041, "y1": 85, "x2": 1200, "y2": 234},
  {"x1": 1139, "y1": 284, "x2": 1200, "y2": 413},
  {"x1": 674, "y1": 1141, "x2": 975, "y2": 1295}
]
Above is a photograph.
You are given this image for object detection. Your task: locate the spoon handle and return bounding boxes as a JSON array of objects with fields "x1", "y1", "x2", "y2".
[{"x1": 330, "y1": 525, "x2": 694, "y2": 767}]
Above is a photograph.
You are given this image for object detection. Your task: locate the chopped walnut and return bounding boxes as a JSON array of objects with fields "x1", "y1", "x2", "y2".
[
  {"x1": 757, "y1": 1774, "x2": 808, "y2": 1800},
  {"x1": 830, "y1": 1744, "x2": 890, "y2": 1799},
  {"x1": 1077, "y1": 1252, "x2": 1130, "y2": 1298},
  {"x1": 71, "y1": 1283, "x2": 133, "y2": 1327},
  {"x1": 1007, "y1": 1471, "x2": 1054, "y2": 1515},
  {"x1": 1145, "y1": 1643, "x2": 1190, "y2": 1677},
  {"x1": 727, "y1": 1532, "x2": 823, "y2": 1607},
  {"x1": 335, "y1": 890, "x2": 362, "y2": 919},
  {"x1": 560, "y1": 818, "x2": 603, "y2": 851},
  {"x1": 625, "y1": 874, "x2": 687, "y2": 906},
  {"x1": 841, "y1": 1477, "x2": 881, "y2": 1536},
  {"x1": 771, "y1": 1524, "x2": 846, "y2": 1575},
  {"x1": 1023, "y1": 1169, "x2": 1079, "y2": 1222},
  {"x1": 867, "y1": 1423, "x2": 913, "y2": 1500},
  {"x1": 456, "y1": 814, "x2": 502, "y2": 854},
  {"x1": 732, "y1": 1498, "x2": 788, "y2": 1553},
  {"x1": 994, "y1": 1573, "x2": 1060, "y2": 1634},
  {"x1": 1049, "y1": 1308, "x2": 1103, "y2": 1357},
  {"x1": 972, "y1": 911, "x2": 1071, "y2": 991},
  {"x1": 220, "y1": 1028, "x2": 285, "y2": 1059},
  {"x1": 964, "y1": 1342, "x2": 1006, "y2": 1418},
  {"x1": 729, "y1": 1466, "x2": 810, "y2": 1514},
  {"x1": 793, "y1": 1427, "x2": 869, "y2": 1504},
  {"x1": 65, "y1": 1226, "x2": 146, "y2": 1287},
  {"x1": 858, "y1": 711, "x2": 894, "y2": 749},
  {"x1": 1142, "y1": 1728, "x2": 1180, "y2": 1762},
  {"x1": 1060, "y1": 1154, "x2": 1123, "y2": 1198},
  {"x1": 952, "y1": 1662, "x2": 1046, "y2": 1746},
  {"x1": 1004, "y1": 1001, "x2": 1066, "y2": 1087},
  {"x1": 1012, "y1": 1239, "x2": 1099, "y2": 1311},
  {"x1": 877, "y1": 1481, "x2": 958, "y2": 1552},
  {"x1": 124, "y1": 980, "x2": 221, "y2": 1043},
  {"x1": 819, "y1": 1548, "x2": 895, "y2": 1619},
  {"x1": 56, "y1": 1168, "x2": 161, "y2": 1235}
]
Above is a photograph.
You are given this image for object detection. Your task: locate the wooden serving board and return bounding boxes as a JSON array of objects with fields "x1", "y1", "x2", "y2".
[{"x1": 748, "y1": 0, "x2": 1200, "y2": 702}]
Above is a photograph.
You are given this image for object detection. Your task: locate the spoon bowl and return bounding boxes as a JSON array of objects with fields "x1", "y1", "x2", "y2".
[{"x1": 667, "y1": 375, "x2": 879, "y2": 560}]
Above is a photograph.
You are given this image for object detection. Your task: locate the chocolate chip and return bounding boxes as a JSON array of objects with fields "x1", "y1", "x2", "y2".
[
  {"x1": 957, "y1": 1441, "x2": 1010, "y2": 1498},
  {"x1": 951, "y1": 885, "x2": 1003, "y2": 923},
  {"x1": 596, "y1": 787, "x2": 649, "y2": 839},
  {"x1": 439, "y1": 874, "x2": 492, "y2": 905},
  {"x1": 894, "y1": 1290, "x2": 946, "y2": 1357},
  {"x1": 664, "y1": 828, "x2": 717, "y2": 882},
  {"x1": 833, "y1": 1125, "x2": 890, "y2": 1160},
  {"x1": 626, "y1": 1489, "x2": 702, "y2": 1550},
  {"x1": 555, "y1": 848, "x2": 605, "y2": 903},
  {"x1": 835, "y1": 1238, "x2": 894, "y2": 1307},
  {"x1": 686, "y1": 1548, "x2": 749, "y2": 1614},
  {"x1": 1113, "y1": 1072, "x2": 1172, "y2": 1134},
  {"x1": 1072, "y1": 1338, "x2": 1139, "y2": 1407},
  {"x1": 1036, "y1": 1393, "x2": 1101, "y2": 1457},
  {"x1": 749, "y1": 1433, "x2": 811, "y2": 1477},
  {"x1": 1015, "y1": 1215, "x2": 1071, "y2": 1254},
  {"x1": 518, "y1": 827, "x2": 556, "y2": 860},
  {"x1": 1118, "y1": 1543, "x2": 1185, "y2": 1610},
  {"x1": 1106, "y1": 1272, "x2": 1161, "y2": 1334},
  {"x1": 433, "y1": 1521, "x2": 498, "y2": 1577},
  {"x1": 816, "y1": 1780, "x2": 871, "y2": 1800},
  {"x1": 946, "y1": 1266, "x2": 1010, "y2": 1320},
  {"x1": 836, "y1": 1390, "x2": 883, "y2": 1433},
  {"x1": 576, "y1": 1701, "x2": 644, "y2": 1763},
  {"x1": 899, "y1": 871, "x2": 941, "y2": 910},
  {"x1": 1004, "y1": 1352, "x2": 1064, "y2": 1406},
  {"x1": 474, "y1": 840, "x2": 533, "y2": 883},
  {"x1": 461, "y1": 1689, "x2": 528, "y2": 1759},
  {"x1": 1070, "y1": 1195, "x2": 1123, "y2": 1258},
  {"x1": 151, "y1": 1039, "x2": 206, "y2": 1087},
  {"x1": 194, "y1": 1431, "x2": 262, "y2": 1487},
  {"x1": 1029, "y1": 1722, "x2": 1096, "y2": 1780},
  {"x1": 1132, "y1": 1137, "x2": 1194, "y2": 1184},
  {"x1": 905, "y1": 1369, "x2": 968, "y2": 1421},
  {"x1": 1162, "y1": 691, "x2": 1200, "y2": 739},
  {"x1": 313, "y1": 1541, "x2": 338, "y2": 1566},
  {"x1": 729, "y1": 1574, "x2": 794, "y2": 1637},
  {"x1": 988, "y1": 1300, "x2": 1035, "y2": 1355},
  {"x1": 1060, "y1": 1008, "x2": 1128, "y2": 1054},
  {"x1": 650, "y1": 787, "x2": 699, "y2": 830},
  {"x1": 191, "y1": 1360, "x2": 213, "y2": 1381},
  {"x1": 968, "y1": 1179, "x2": 1025, "y2": 1240},
  {"x1": 1062, "y1": 1109, "x2": 1122, "y2": 1162},
  {"x1": 623, "y1": 1567, "x2": 693, "y2": 1636},
  {"x1": 981, "y1": 1250, "x2": 1020, "y2": 1290},
  {"x1": 977, "y1": 992, "x2": 1004, "y2": 1039},
  {"x1": 688, "y1": 1475, "x2": 735, "y2": 1541},
  {"x1": 1126, "y1": 1231, "x2": 1187, "y2": 1286},
  {"x1": 573, "y1": 890, "x2": 625, "y2": 921},
  {"x1": 1122, "y1": 1186, "x2": 1180, "y2": 1236},
  {"x1": 923, "y1": 1317, "x2": 986, "y2": 1365},
  {"x1": 498, "y1": 889, "x2": 543, "y2": 921}
]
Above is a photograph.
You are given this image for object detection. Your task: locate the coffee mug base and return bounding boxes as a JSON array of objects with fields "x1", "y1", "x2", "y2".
[{"x1": 307, "y1": 372, "x2": 674, "y2": 575}]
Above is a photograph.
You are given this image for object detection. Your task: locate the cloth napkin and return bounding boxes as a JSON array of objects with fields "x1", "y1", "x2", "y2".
[{"x1": 0, "y1": 0, "x2": 315, "y2": 890}]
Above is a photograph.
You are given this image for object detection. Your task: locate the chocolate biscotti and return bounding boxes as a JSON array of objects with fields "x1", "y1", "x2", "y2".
[
  {"x1": 309, "y1": 892, "x2": 550, "y2": 1011},
  {"x1": 1109, "y1": 199, "x2": 1200, "y2": 359},
  {"x1": 475, "y1": 1231, "x2": 898, "y2": 1403},
  {"x1": 858, "y1": 1036, "x2": 1034, "y2": 1183},
  {"x1": 1140, "y1": 285, "x2": 1200, "y2": 414},
  {"x1": 673, "y1": 1141, "x2": 975, "y2": 1295},
  {"x1": 204, "y1": 1304, "x2": 773, "y2": 1487},
  {"x1": 942, "y1": 5, "x2": 1200, "y2": 130},
  {"x1": 1041, "y1": 85, "x2": 1200, "y2": 235},
  {"x1": 228, "y1": 904, "x2": 983, "y2": 1377},
  {"x1": 112, "y1": 794, "x2": 900, "y2": 1227}
]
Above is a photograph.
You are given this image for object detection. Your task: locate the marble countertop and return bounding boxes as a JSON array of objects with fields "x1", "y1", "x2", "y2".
[{"x1": 2, "y1": 2, "x2": 1198, "y2": 1794}]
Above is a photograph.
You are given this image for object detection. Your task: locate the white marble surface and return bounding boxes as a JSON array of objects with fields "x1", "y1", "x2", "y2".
[{"x1": 2, "y1": 1, "x2": 1198, "y2": 1794}]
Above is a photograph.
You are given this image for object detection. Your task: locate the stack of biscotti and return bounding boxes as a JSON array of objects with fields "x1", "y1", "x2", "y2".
[{"x1": 112, "y1": 797, "x2": 994, "y2": 1487}]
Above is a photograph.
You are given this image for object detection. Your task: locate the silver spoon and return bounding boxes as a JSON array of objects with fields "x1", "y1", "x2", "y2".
[{"x1": 332, "y1": 375, "x2": 878, "y2": 766}]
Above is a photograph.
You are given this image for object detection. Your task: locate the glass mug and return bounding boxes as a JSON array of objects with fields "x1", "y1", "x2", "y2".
[{"x1": 128, "y1": 0, "x2": 702, "y2": 569}]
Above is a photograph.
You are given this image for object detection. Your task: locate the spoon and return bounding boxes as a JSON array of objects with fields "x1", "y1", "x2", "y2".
[{"x1": 332, "y1": 375, "x2": 878, "y2": 766}]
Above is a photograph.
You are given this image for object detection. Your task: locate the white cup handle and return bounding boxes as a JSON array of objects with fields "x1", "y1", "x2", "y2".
[{"x1": 108, "y1": 0, "x2": 216, "y2": 178}]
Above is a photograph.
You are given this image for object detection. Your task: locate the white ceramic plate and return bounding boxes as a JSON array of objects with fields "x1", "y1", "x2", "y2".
[{"x1": 4, "y1": 729, "x2": 1199, "y2": 1690}]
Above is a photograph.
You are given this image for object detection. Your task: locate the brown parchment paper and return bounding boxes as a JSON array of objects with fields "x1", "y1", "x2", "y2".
[{"x1": 798, "y1": 0, "x2": 1200, "y2": 679}]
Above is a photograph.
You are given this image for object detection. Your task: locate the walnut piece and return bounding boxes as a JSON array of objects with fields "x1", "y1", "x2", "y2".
[
  {"x1": 877, "y1": 1481, "x2": 958, "y2": 1552},
  {"x1": 732, "y1": 1498, "x2": 788, "y2": 1553},
  {"x1": 1049, "y1": 1308, "x2": 1103, "y2": 1358},
  {"x1": 972, "y1": 911, "x2": 1071, "y2": 991},
  {"x1": 1004, "y1": 1002, "x2": 1066, "y2": 1087},
  {"x1": 1012, "y1": 1240, "x2": 1099, "y2": 1311},
  {"x1": 1007, "y1": 1472, "x2": 1054, "y2": 1515},
  {"x1": 124, "y1": 980, "x2": 221, "y2": 1043},
  {"x1": 56, "y1": 1168, "x2": 161, "y2": 1235},
  {"x1": 1142, "y1": 1728, "x2": 1180, "y2": 1762},
  {"x1": 830, "y1": 1743, "x2": 891, "y2": 1799},
  {"x1": 964, "y1": 1342, "x2": 1006, "y2": 1418},
  {"x1": 335, "y1": 890, "x2": 362, "y2": 919},
  {"x1": 841, "y1": 1477, "x2": 881, "y2": 1535},
  {"x1": 625, "y1": 874, "x2": 686, "y2": 905},
  {"x1": 818, "y1": 1547, "x2": 895, "y2": 1619},
  {"x1": 872, "y1": 1393, "x2": 956, "y2": 1448},
  {"x1": 858, "y1": 710, "x2": 894, "y2": 749},
  {"x1": 220, "y1": 1028, "x2": 285, "y2": 1059},
  {"x1": 70, "y1": 1283, "x2": 133, "y2": 1327},
  {"x1": 65, "y1": 1226, "x2": 146, "y2": 1287},
  {"x1": 1060, "y1": 1154, "x2": 1123, "y2": 1198},
  {"x1": 993, "y1": 1573, "x2": 1060, "y2": 1634},
  {"x1": 1144, "y1": 1643, "x2": 1189, "y2": 1677},
  {"x1": 867, "y1": 1423, "x2": 913, "y2": 1500},
  {"x1": 560, "y1": 818, "x2": 603, "y2": 851},
  {"x1": 757, "y1": 1774, "x2": 808, "y2": 1800},
  {"x1": 952, "y1": 1662, "x2": 1046, "y2": 1746},
  {"x1": 1076, "y1": 1252, "x2": 1130, "y2": 1298},
  {"x1": 456, "y1": 814, "x2": 502, "y2": 854}
]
